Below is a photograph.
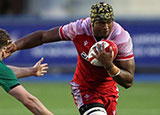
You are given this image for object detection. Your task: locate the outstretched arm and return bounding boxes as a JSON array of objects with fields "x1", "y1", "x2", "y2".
[
  {"x1": 8, "y1": 57, "x2": 48, "y2": 79},
  {"x1": 9, "y1": 85, "x2": 53, "y2": 115},
  {"x1": 7, "y1": 27, "x2": 61, "y2": 53}
]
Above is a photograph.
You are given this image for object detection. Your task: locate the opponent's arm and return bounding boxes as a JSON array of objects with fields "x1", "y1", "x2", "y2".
[
  {"x1": 7, "y1": 27, "x2": 61, "y2": 53},
  {"x1": 9, "y1": 85, "x2": 53, "y2": 115},
  {"x1": 8, "y1": 57, "x2": 48, "y2": 79}
]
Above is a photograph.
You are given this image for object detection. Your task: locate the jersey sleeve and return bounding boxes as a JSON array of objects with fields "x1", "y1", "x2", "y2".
[
  {"x1": 114, "y1": 31, "x2": 134, "y2": 61},
  {"x1": 59, "y1": 18, "x2": 90, "y2": 41},
  {"x1": 0, "y1": 64, "x2": 17, "y2": 79}
]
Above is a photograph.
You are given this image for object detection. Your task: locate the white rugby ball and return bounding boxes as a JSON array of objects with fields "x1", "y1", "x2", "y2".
[{"x1": 88, "y1": 40, "x2": 118, "y2": 67}]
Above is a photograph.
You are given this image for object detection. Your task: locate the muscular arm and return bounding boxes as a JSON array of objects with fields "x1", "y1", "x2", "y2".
[
  {"x1": 93, "y1": 43, "x2": 135, "y2": 88},
  {"x1": 15, "y1": 27, "x2": 61, "y2": 50},
  {"x1": 113, "y1": 59, "x2": 135, "y2": 88},
  {"x1": 9, "y1": 85, "x2": 53, "y2": 115}
]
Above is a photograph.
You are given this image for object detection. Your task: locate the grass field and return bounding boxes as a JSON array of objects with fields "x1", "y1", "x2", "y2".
[{"x1": 0, "y1": 82, "x2": 160, "y2": 115}]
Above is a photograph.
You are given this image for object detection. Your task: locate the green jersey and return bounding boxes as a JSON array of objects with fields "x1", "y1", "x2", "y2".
[{"x1": 0, "y1": 60, "x2": 20, "y2": 92}]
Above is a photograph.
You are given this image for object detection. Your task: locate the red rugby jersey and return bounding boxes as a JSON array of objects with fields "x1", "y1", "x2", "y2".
[{"x1": 59, "y1": 17, "x2": 134, "y2": 94}]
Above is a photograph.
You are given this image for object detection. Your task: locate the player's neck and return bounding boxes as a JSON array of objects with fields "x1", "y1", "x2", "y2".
[{"x1": 95, "y1": 37, "x2": 102, "y2": 42}]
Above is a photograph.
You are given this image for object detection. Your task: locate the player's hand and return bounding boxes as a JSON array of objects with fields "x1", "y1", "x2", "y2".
[
  {"x1": 2, "y1": 47, "x2": 12, "y2": 59},
  {"x1": 92, "y1": 42, "x2": 113, "y2": 69},
  {"x1": 32, "y1": 57, "x2": 48, "y2": 77},
  {"x1": 5, "y1": 43, "x2": 17, "y2": 54},
  {"x1": 2, "y1": 40, "x2": 16, "y2": 59}
]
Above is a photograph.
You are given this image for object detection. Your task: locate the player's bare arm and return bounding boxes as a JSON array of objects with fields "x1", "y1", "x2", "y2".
[
  {"x1": 8, "y1": 85, "x2": 54, "y2": 115},
  {"x1": 7, "y1": 27, "x2": 61, "y2": 53},
  {"x1": 8, "y1": 57, "x2": 48, "y2": 78},
  {"x1": 113, "y1": 59, "x2": 135, "y2": 88},
  {"x1": 93, "y1": 43, "x2": 135, "y2": 88}
]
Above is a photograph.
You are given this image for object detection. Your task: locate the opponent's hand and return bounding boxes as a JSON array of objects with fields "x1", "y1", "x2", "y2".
[
  {"x1": 92, "y1": 42, "x2": 113, "y2": 70},
  {"x1": 32, "y1": 57, "x2": 48, "y2": 76}
]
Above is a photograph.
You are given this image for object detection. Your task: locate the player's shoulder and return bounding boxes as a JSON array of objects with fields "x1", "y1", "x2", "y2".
[
  {"x1": 74, "y1": 17, "x2": 91, "y2": 28},
  {"x1": 111, "y1": 21, "x2": 131, "y2": 43},
  {"x1": 113, "y1": 22, "x2": 129, "y2": 35},
  {"x1": 0, "y1": 62, "x2": 15, "y2": 78},
  {"x1": 74, "y1": 17, "x2": 92, "y2": 35},
  {"x1": 0, "y1": 60, "x2": 6, "y2": 69},
  {"x1": 75, "y1": 17, "x2": 91, "y2": 23}
]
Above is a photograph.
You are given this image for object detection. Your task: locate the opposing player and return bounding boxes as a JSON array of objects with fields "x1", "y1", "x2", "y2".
[
  {"x1": 7, "y1": 2, "x2": 135, "y2": 115},
  {"x1": 0, "y1": 29, "x2": 53, "y2": 115}
]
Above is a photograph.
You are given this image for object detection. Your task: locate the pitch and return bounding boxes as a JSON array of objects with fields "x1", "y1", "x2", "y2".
[{"x1": 0, "y1": 82, "x2": 160, "y2": 115}]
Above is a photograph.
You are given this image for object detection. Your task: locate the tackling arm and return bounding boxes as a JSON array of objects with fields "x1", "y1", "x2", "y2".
[
  {"x1": 8, "y1": 65, "x2": 36, "y2": 79},
  {"x1": 8, "y1": 57, "x2": 48, "y2": 79},
  {"x1": 8, "y1": 85, "x2": 53, "y2": 115}
]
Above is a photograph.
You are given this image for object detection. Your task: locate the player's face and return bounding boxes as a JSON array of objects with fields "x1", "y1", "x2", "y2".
[{"x1": 93, "y1": 20, "x2": 113, "y2": 39}]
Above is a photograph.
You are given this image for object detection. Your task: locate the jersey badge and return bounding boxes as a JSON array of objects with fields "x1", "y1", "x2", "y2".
[{"x1": 84, "y1": 40, "x2": 88, "y2": 46}]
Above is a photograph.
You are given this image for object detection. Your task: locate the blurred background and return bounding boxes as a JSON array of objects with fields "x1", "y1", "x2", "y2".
[
  {"x1": 0, "y1": 0, "x2": 160, "y2": 115},
  {"x1": 1, "y1": 0, "x2": 160, "y2": 74}
]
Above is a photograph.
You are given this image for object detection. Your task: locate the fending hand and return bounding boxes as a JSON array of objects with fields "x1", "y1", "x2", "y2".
[
  {"x1": 33, "y1": 57, "x2": 48, "y2": 77},
  {"x1": 2, "y1": 42, "x2": 17, "y2": 59},
  {"x1": 5, "y1": 43, "x2": 17, "y2": 55}
]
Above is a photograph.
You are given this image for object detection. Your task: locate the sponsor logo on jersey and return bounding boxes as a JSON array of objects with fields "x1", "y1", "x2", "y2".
[
  {"x1": 84, "y1": 40, "x2": 88, "y2": 46},
  {"x1": 81, "y1": 52, "x2": 88, "y2": 61}
]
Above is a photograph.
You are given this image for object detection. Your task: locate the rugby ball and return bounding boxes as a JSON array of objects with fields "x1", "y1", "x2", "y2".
[{"x1": 88, "y1": 40, "x2": 118, "y2": 66}]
